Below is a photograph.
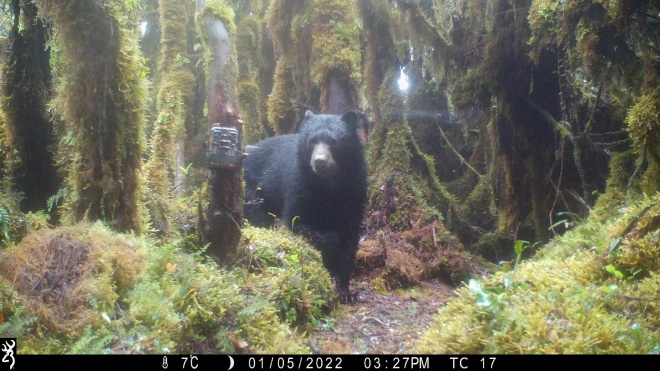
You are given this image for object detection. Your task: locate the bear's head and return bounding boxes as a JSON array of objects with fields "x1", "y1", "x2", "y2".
[{"x1": 298, "y1": 110, "x2": 363, "y2": 182}]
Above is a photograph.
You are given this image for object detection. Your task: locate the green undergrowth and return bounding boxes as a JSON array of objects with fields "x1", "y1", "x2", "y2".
[
  {"x1": 0, "y1": 224, "x2": 334, "y2": 353},
  {"x1": 415, "y1": 194, "x2": 660, "y2": 354}
]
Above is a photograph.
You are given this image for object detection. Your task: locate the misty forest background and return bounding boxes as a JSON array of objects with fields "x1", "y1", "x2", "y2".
[{"x1": 0, "y1": 0, "x2": 659, "y2": 354}]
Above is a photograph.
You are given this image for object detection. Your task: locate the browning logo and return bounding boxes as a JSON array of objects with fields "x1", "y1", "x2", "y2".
[{"x1": 0, "y1": 339, "x2": 15, "y2": 370}]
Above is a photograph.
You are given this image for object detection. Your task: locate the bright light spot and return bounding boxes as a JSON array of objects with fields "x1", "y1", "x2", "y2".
[
  {"x1": 140, "y1": 21, "x2": 148, "y2": 37},
  {"x1": 398, "y1": 68, "x2": 409, "y2": 92}
]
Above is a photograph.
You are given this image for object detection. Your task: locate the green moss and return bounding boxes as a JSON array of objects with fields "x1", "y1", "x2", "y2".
[
  {"x1": 267, "y1": 62, "x2": 298, "y2": 135},
  {"x1": 607, "y1": 198, "x2": 660, "y2": 275},
  {"x1": 236, "y1": 16, "x2": 261, "y2": 79},
  {"x1": 143, "y1": 0, "x2": 195, "y2": 236},
  {"x1": 202, "y1": 0, "x2": 236, "y2": 38},
  {"x1": 238, "y1": 80, "x2": 265, "y2": 144},
  {"x1": 0, "y1": 223, "x2": 332, "y2": 353},
  {"x1": 0, "y1": 224, "x2": 145, "y2": 339},
  {"x1": 0, "y1": 185, "x2": 50, "y2": 247},
  {"x1": 609, "y1": 272, "x2": 660, "y2": 332},
  {"x1": 266, "y1": 0, "x2": 361, "y2": 127},
  {"x1": 591, "y1": 151, "x2": 633, "y2": 221},
  {"x1": 0, "y1": 2, "x2": 58, "y2": 212},
  {"x1": 625, "y1": 88, "x2": 660, "y2": 194},
  {"x1": 266, "y1": 0, "x2": 314, "y2": 134},
  {"x1": 234, "y1": 5, "x2": 276, "y2": 139},
  {"x1": 238, "y1": 227, "x2": 336, "y2": 328},
  {"x1": 415, "y1": 196, "x2": 660, "y2": 353},
  {"x1": 39, "y1": 0, "x2": 147, "y2": 232},
  {"x1": 367, "y1": 69, "x2": 454, "y2": 232},
  {"x1": 235, "y1": 12, "x2": 267, "y2": 144},
  {"x1": 310, "y1": 0, "x2": 362, "y2": 85}
]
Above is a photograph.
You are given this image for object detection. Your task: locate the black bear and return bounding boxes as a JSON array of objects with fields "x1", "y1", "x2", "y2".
[{"x1": 243, "y1": 110, "x2": 367, "y2": 303}]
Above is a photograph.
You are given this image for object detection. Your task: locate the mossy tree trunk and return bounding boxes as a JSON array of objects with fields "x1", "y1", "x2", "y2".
[
  {"x1": 267, "y1": 0, "x2": 315, "y2": 134},
  {"x1": 139, "y1": 0, "x2": 160, "y2": 87},
  {"x1": 197, "y1": 0, "x2": 243, "y2": 260},
  {"x1": 266, "y1": 0, "x2": 361, "y2": 129},
  {"x1": 385, "y1": 0, "x2": 659, "y2": 259},
  {"x1": 235, "y1": 0, "x2": 275, "y2": 145},
  {"x1": 143, "y1": 0, "x2": 195, "y2": 234},
  {"x1": 358, "y1": 0, "x2": 453, "y2": 232},
  {"x1": 1, "y1": 0, "x2": 59, "y2": 212},
  {"x1": 38, "y1": 0, "x2": 146, "y2": 233},
  {"x1": 479, "y1": 0, "x2": 555, "y2": 242},
  {"x1": 310, "y1": 0, "x2": 361, "y2": 115},
  {"x1": 396, "y1": 0, "x2": 561, "y2": 249}
]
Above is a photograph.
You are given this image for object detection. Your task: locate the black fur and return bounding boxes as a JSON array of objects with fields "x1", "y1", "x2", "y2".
[{"x1": 244, "y1": 111, "x2": 367, "y2": 303}]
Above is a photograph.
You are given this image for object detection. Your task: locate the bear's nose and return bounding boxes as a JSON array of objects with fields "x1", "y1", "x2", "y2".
[{"x1": 311, "y1": 143, "x2": 337, "y2": 177}]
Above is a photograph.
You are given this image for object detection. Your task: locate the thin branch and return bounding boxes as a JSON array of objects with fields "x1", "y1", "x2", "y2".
[
  {"x1": 525, "y1": 96, "x2": 591, "y2": 204},
  {"x1": 565, "y1": 188, "x2": 591, "y2": 212},
  {"x1": 617, "y1": 294, "x2": 660, "y2": 302},
  {"x1": 549, "y1": 139, "x2": 566, "y2": 237},
  {"x1": 583, "y1": 83, "x2": 603, "y2": 137},
  {"x1": 524, "y1": 96, "x2": 573, "y2": 140},
  {"x1": 618, "y1": 202, "x2": 654, "y2": 239},
  {"x1": 434, "y1": 114, "x2": 483, "y2": 177},
  {"x1": 627, "y1": 150, "x2": 645, "y2": 190},
  {"x1": 572, "y1": 137, "x2": 590, "y2": 204}
]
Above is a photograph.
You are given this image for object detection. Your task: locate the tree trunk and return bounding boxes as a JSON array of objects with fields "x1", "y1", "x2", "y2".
[
  {"x1": 322, "y1": 70, "x2": 356, "y2": 115},
  {"x1": 143, "y1": 0, "x2": 195, "y2": 234},
  {"x1": 197, "y1": 0, "x2": 243, "y2": 260},
  {"x1": 38, "y1": 0, "x2": 146, "y2": 233},
  {"x1": 2, "y1": 0, "x2": 59, "y2": 213}
]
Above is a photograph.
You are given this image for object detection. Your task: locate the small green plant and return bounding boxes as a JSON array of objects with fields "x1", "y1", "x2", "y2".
[
  {"x1": 467, "y1": 279, "x2": 505, "y2": 311},
  {"x1": 601, "y1": 265, "x2": 643, "y2": 296},
  {"x1": 0, "y1": 207, "x2": 11, "y2": 243},
  {"x1": 513, "y1": 240, "x2": 529, "y2": 268},
  {"x1": 603, "y1": 265, "x2": 642, "y2": 281},
  {"x1": 497, "y1": 240, "x2": 532, "y2": 289},
  {"x1": 180, "y1": 163, "x2": 193, "y2": 176},
  {"x1": 549, "y1": 211, "x2": 581, "y2": 230},
  {"x1": 310, "y1": 307, "x2": 335, "y2": 329},
  {"x1": 288, "y1": 253, "x2": 299, "y2": 263},
  {"x1": 605, "y1": 264, "x2": 625, "y2": 280},
  {"x1": 47, "y1": 188, "x2": 67, "y2": 213}
]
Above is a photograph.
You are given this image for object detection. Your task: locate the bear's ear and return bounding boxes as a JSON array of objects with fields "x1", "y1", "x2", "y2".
[
  {"x1": 304, "y1": 110, "x2": 315, "y2": 120},
  {"x1": 341, "y1": 111, "x2": 359, "y2": 133}
]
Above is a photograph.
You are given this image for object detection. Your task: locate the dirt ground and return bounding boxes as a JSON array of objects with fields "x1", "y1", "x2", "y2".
[
  {"x1": 306, "y1": 223, "x2": 487, "y2": 354},
  {"x1": 310, "y1": 275, "x2": 456, "y2": 354}
]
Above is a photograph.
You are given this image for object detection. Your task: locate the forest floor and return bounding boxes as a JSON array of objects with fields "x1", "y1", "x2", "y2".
[
  {"x1": 307, "y1": 222, "x2": 486, "y2": 353},
  {"x1": 310, "y1": 274, "x2": 455, "y2": 353}
]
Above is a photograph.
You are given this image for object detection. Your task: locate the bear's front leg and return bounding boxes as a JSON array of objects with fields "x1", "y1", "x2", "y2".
[{"x1": 301, "y1": 226, "x2": 360, "y2": 304}]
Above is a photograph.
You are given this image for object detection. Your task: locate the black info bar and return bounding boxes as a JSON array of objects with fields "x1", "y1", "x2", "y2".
[{"x1": 8, "y1": 354, "x2": 655, "y2": 370}]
